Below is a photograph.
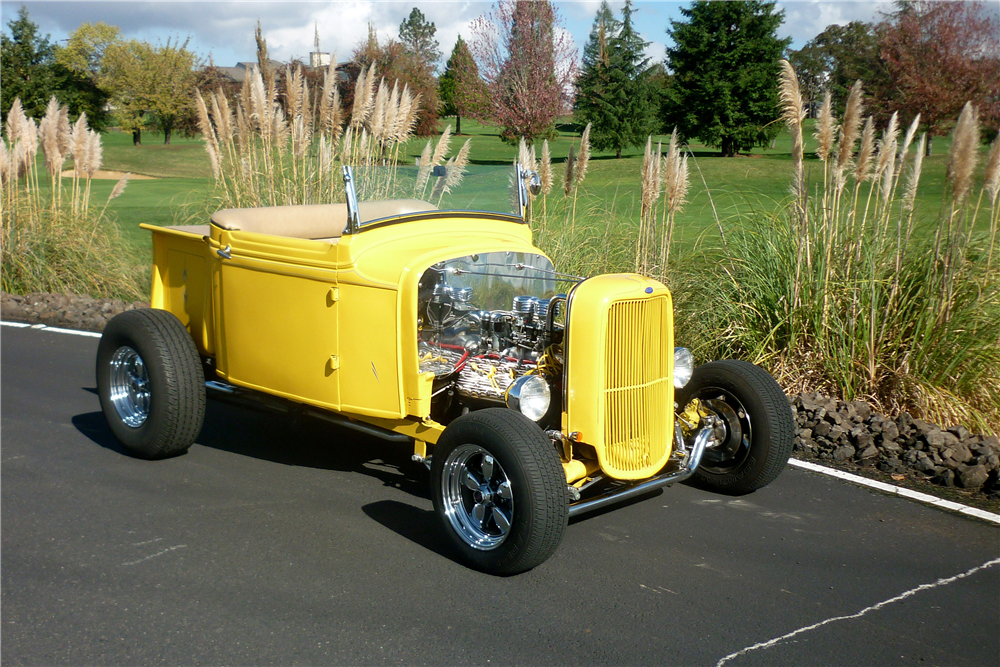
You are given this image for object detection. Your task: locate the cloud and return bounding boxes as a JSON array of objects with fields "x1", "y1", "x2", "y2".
[
  {"x1": 3, "y1": 0, "x2": 897, "y2": 68},
  {"x1": 777, "y1": 0, "x2": 890, "y2": 47}
]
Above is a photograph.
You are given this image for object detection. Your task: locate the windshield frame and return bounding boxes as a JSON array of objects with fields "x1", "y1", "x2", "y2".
[{"x1": 341, "y1": 163, "x2": 531, "y2": 235}]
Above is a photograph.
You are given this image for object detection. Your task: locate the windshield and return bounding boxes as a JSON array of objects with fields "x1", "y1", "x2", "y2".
[{"x1": 346, "y1": 164, "x2": 525, "y2": 228}]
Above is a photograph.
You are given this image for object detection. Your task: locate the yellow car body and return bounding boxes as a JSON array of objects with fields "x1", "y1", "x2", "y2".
[
  {"x1": 96, "y1": 165, "x2": 790, "y2": 575},
  {"x1": 143, "y1": 209, "x2": 676, "y2": 485}
]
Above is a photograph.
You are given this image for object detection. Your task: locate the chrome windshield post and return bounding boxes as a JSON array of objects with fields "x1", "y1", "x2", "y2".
[
  {"x1": 515, "y1": 163, "x2": 527, "y2": 218},
  {"x1": 515, "y1": 163, "x2": 541, "y2": 222},
  {"x1": 343, "y1": 165, "x2": 360, "y2": 234}
]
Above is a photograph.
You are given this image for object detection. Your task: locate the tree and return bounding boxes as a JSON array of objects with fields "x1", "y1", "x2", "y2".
[
  {"x1": 665, "y1": 0, "x2": 790, "y2": 157},
  {"x1": 469, "y1": 0, "x2": 577, "y2": 144},
  {"x1": 399, "y1": 8, "x2": 441, "y2": 70},
  {"x1": 786, "y1": 41, "x2": 825, "y2": 118},
  {"x1": 1, "y1": 7, "x2": 56, "y2": 120},
  {"x1": 439, "y1": 35, "x2": 487, "y2": 134},
  {"x1": 354, "y1": 26, "x2": 439, "y2": 135},
  {"x1": 55, "y1": 22, "x2": 121, "y2": 79},
  {"x1": 790, "y1": 22, "x2": 891, "y2": 118},
  {"x1": 575, "y1": 0, "x2": 654, "y2": 158},
  {"x1": 1, "y1": 7, "x2": 111, "y2": 129},
  {"x1": 879, "y1": 1, "x2": 1000, "y2": 154},
  {"x1": 101, "y1": 38, "x2": 197, "y2": 145}
]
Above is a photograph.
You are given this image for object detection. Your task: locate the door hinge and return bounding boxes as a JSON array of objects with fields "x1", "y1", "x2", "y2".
[
  {"x1": 328, "y1": 287, "x2": 339, "y2": 305},
  {"x1": 329, "y1": 355, "x2": 340, "y2": 371}
]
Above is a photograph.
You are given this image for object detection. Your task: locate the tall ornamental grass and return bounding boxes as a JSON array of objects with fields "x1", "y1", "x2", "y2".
[
  {"x1": 1, "y1": 97, "x2": 145, "y2": 301},
  {"x1": 194, "y1": 29, "x2": 423, "y2": 212},
  {"x1": 688, "y1": 61, "x2": 1000, "y2": 433}
]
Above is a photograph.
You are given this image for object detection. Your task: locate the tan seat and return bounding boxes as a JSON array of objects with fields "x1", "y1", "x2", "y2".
[{"x1": 210, "y1": 199, "x2": 437, "y2": 240}]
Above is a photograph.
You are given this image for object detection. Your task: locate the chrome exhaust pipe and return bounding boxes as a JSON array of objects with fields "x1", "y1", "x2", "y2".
[{"x1": 567, "y1": 420, "x2": 716, "y2": 519}]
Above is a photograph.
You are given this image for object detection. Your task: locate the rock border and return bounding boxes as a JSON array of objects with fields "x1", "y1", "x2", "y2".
[{"x1": 791, "y1": 393, "x2": 999, "y2": 502}]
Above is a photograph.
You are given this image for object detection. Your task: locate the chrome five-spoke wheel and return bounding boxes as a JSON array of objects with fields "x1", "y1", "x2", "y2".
[
  {"x1": 440, "y1": 444, "x2": 514, "y2": 550},
  {"x1": 109, "y1": 346, "x2": 151, "y2": 427}
]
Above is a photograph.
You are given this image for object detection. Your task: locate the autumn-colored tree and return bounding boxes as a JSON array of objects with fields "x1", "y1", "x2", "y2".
[
  {"x1": 880, "y1": 0, "x2": 1000, "y2": 154},
  {"x1": 101, "y1": 38, "x2": 197, "y2": 145},
  {"x1": 439, "y1": 35, "x2": 487, "y2": 135},
  {"x1": 353, "y1": 25, "x2": 438, "y2": 136},
  {"x1": 469, "y1": 0, "x2": 577, "y2": 144}
]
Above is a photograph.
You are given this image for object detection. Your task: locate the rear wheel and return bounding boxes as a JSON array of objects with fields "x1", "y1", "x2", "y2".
[
  {"x1": 431, "y1": 409, "x2": 567, "y2": 576},
  {"x1": 97, "y1": 309, "x2": 205, "y2": 459},
  {"x1": 676, "y1": 360, "x2": 793, "y2": 495}
]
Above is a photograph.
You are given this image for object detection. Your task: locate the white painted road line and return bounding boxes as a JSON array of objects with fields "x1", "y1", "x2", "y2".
[
  {"x1": 789, "y1": 458, "x2": 1000, "y2": 525},
  {"x1": 1, "y1": 320, "x2": 102, "y2": 338},
  {"x1": 715, "y1": 556, "x2": 1000, "y2": 667},
  {"x1": 4, "y1": 318, "x2": 999, "y2": 525}
]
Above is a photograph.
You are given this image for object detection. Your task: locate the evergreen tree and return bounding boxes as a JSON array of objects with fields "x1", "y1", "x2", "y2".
[
  {"x1": 1, "y1": 7, "x2": 109, "y2": 128},
  {"x1": 399, "y1": 8, "x2": 441, "y2": 70},
  {"x1": 575, "y1": 0, "x2": 654, "y2": 158},
  {"x1": 439, "y1": 35, "x2": 486, "y2": 135},
  {"x1": 666, "y1": 0, "x2": 790, "y2": 157}
]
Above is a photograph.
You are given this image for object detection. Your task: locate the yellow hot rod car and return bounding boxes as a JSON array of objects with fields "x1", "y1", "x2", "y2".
[{"x1": 97, "y1": 164, "x2": 793, "y2": 575}]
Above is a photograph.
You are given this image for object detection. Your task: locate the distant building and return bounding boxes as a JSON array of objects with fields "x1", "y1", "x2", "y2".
[
  {"x1": 215, "y1": 60, "x2": 284, "y2": 84},
  {"x1": 310, "y1": 52, "x2": 331, "y2": 68}
]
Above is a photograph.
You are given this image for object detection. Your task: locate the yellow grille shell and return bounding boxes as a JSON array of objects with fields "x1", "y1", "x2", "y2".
[{"x1": 565, "y1": 275, "x2": 675, "y2": 479}]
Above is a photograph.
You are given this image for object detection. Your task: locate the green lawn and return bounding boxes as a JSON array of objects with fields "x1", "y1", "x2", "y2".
[{"x1": 97, "y1": 117, "x2": 993, "y2": 253}]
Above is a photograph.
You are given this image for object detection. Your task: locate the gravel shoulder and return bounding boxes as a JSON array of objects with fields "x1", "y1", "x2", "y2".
[{"x1": 3, "y1": 289, "x2": 997, "y2": 512}]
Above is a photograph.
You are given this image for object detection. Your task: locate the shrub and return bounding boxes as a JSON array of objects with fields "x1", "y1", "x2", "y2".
[{"x1": 1, "y1": 97, "x2": 146, "y2": 301}]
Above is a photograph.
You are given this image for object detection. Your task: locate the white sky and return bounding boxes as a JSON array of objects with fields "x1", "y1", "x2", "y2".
[{"x1": 1, "y1": 1, "x2": 894, "y2": 70}]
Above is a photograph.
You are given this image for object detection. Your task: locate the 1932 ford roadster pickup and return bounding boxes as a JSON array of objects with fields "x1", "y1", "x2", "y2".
[{"x1": 97, "y1": 164, "x2": 793, "y2": 575}]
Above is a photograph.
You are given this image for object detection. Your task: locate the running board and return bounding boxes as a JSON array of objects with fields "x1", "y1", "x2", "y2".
[{"x1": 204, "y1": 381, "x2": 411, "y2": 444}]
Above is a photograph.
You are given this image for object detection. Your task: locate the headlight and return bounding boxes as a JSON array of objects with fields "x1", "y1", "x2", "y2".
[
  {"x1": 505, "y1": 374, "x2": 551, "y2": 421},
  {"x1": 674, "y1": 347, "x2": 694, "y2": 388}
]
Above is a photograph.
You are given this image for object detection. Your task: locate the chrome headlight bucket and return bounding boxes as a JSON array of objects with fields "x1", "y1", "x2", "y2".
[
  {"x1": 674, "y1": 347, "x2": 694, "y2": 388},
  {"x1": 505, "y1": 374, "x2": 551, "y2": 422}
]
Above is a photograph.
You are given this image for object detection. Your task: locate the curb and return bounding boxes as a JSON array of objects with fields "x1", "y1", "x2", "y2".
[{"x1": 789, "y1": 458, "x2": 1000, "y2": 525}]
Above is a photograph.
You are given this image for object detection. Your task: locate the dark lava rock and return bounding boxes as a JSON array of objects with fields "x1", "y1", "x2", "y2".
[{"x1": 957, "y1": 465, "x2": 989, "y2": 490}]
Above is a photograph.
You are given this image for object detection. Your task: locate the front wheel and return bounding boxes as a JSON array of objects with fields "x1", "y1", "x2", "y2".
[
  {"x1": 431, "y1": 409, "x2": 567, "y2": 576},
  {"x1": 676, "y1": 360, "x2": 793, "y2": 495}
]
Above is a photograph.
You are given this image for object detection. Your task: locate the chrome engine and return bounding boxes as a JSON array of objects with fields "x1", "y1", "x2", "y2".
[{"x1": 418, "y1": 283, "x2": 565, "y2": 404}]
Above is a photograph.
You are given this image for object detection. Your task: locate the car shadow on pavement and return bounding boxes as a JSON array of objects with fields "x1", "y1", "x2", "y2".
[
  {"x1": 362, "y1": 500, "x2": 462, "y2": 564},
  {"x1": 72, "y1": 394, "x2": 432, "y2": 500},
  {"x1": 72, "y1": 409, "x2": 130, "y2": 457}
]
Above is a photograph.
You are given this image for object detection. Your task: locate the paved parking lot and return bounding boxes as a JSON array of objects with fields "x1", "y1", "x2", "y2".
[{"x1": 3, "y1": 324, "x2": 998, "y2": 666}]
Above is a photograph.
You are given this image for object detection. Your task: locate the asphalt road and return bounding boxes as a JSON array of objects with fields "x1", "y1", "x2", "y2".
[{"x1": 2, "y1": 324, "x2": 998, "y2": 667}]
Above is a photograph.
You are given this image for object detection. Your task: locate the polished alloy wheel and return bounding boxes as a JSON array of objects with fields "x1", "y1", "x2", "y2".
[
  {"x1": 440, "y1": 444, "x2": 514, "y2": 550},
  {"x1": 109, "y1": 346, "x2": 151, "y2": 428}
]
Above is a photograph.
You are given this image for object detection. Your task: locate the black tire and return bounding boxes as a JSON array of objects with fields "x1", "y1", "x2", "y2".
[
  {"x1": 676, "y1": 360, "x2": 793, "y2": 495},
  {"x1": 96, "y1": 309, "x2": 206, "y2": 459},
  {"x1": 431, "y1": 409, "x2": 568, "y2": 576}
]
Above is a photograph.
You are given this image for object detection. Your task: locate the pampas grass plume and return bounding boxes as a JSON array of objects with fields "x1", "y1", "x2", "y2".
[
  {"x1": 855, "y1": 117, "x2": 875, "y2": 182},
  {"x1": 576, "y1": 123, "x2": 591, "y2": 186},
  {"x1": 984, "y1": 131, "x2": 1000, "y2": 205},
  {"x1": 836, "y1": 80, "x2": 863, "y2": 173},
  {"x1": 814, "y1": 91, "x2": 835, "y2": 162},
  {"x1": 539, "y1": 140, "x2": 552, "y2": 195},
  {"x1": 946, "y1": 102, "x2": 979, "y2": 205}
]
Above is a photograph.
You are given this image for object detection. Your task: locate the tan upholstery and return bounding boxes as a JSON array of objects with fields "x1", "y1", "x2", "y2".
[
  {"x1": 163, "y1": 224, "x2": 210, "y2": 236},
  {"x1": 210, "y1": 199, "x2": 437, "y2": 240}
]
